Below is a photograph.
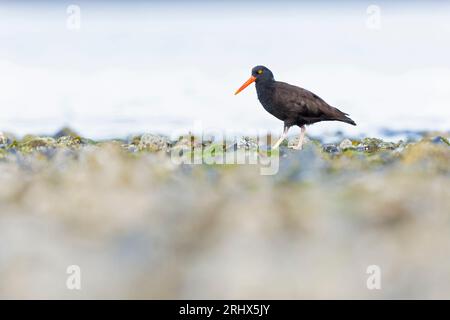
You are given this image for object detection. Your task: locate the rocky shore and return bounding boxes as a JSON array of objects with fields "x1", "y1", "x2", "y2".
[{"x1": 0, "y1": 128, "x2": 449, "y2": 299}]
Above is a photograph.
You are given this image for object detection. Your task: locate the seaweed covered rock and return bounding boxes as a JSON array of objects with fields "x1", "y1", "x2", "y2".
[
  {"x1": 138, "y1": 133, "x2": 170, "y2": 152},
  {"x1": 379, "y1": 141, "x2": 399, "y2": 150},
  {"x1": 56, "y1": 135, "x2": 83, "y2": 148},
  {"x1": 361, "y1": 137, "x2": 383, "y2": 151},
  {"x1": 401, "y1": 141, "x2": 450, "y2": 172},
  {"x1": 20, "y1": 136, "x2": 56, "y2": 151}
]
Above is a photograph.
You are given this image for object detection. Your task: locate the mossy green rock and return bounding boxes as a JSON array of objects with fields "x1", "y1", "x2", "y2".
[
  {"x1": 21, "y1": 137, "x2": 56, "y2": 149},
  {"x1": 360, "y1": 137, "x2": 383, "y2": 152},
  {"x1": 56, "y1": 136, "x2": 82, "y2": 148}
]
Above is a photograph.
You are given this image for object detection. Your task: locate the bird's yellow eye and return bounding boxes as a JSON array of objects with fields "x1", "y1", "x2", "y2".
[{"x1": 257, "y1": 69, "x2": 263, "y2": 74}]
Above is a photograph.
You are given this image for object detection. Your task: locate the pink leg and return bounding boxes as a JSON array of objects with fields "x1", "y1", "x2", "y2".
[
  {"x1": 291, "y1": 126, "x2": 306, "y2": 150},
  {"x1": 272, "y1": 126, "x2": 289, "y2": 149}
]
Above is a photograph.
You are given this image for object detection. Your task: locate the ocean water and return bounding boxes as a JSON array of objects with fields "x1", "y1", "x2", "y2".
[{"x1": 0, "y1": 1, "x2": 449, "y2": 139}]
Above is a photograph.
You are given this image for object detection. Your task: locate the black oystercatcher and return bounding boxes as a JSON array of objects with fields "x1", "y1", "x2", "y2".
[{"x1": 234, "y1": 66, "x2": 356, "y2": 150}]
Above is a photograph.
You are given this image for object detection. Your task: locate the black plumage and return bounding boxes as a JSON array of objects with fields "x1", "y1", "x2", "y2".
[{"x1": 235, "y1": 65, "x2": 356, "y2": 149}]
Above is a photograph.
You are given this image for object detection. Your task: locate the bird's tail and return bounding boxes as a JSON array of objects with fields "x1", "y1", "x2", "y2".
[
  {"x1": 329, "y1": 107, "x2": 357, "y2": 126},
  {"x1": 334, "y1": 108, "x2": 356, "y2": 126},
  {"x1": 339, "y1": 116, "x2": 356, "y2": 126}
]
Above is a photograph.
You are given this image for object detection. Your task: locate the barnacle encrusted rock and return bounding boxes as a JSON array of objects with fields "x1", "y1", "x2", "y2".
[{"x1": 138, "y1": 133, "x2": 171, "y2": 152}]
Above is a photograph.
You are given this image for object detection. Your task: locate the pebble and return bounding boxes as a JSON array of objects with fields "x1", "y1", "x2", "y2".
[
  {"x1": 339, "y1": 138, "x2": 354, "y2": 151},
  {"x1": 323, "y1": 144, "x2": 340, "y2": 154},
  {"x1": 431, "y1": 136, "x2": 450, "y2": 146}
]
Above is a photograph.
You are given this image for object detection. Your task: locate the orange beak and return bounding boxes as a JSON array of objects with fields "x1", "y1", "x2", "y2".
[{"x1": 234, "y1": 76, "x2": 256, "y2": 95}]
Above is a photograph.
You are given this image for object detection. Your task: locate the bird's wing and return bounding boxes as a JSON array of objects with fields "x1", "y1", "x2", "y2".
[{"x1": 273, "y1": 81, "x2": 350, "y2": 121}]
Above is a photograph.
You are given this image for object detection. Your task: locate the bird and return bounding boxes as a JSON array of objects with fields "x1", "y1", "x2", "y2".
[{"x1": 234, "y1": 65, "x2": 356, "y2": 150}]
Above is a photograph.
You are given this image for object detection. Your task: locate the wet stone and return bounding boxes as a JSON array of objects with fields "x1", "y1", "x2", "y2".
[
  {"x1": 7, "y1": 148, "x2": 17, "y2": 155},
  {"x1": 123, "y1": 144, "x2": 138, "y2": 153},
  {"x1": 38, "y1": 147, "x2": 58, "y2": 159},
  {"x1": 339, "y1": 138, "x2": 355, "y2": 151},
  {"x1": 323, "y1": 144, "x2": 340, "y2": 154},
  {"x1": 431, "y1": 136, "x2": 450, "y2": 146},
  {"x1": 22, "y1": 137, "x2": 57, "y2": 149},
  {"x1": 356, "y1": 145, "x2": 368, "y2": 152}
]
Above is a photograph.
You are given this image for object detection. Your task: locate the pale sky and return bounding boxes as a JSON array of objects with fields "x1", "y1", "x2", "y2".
[{"x1": 0, "y1": 1, "x2": 449, "y2": 138}]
